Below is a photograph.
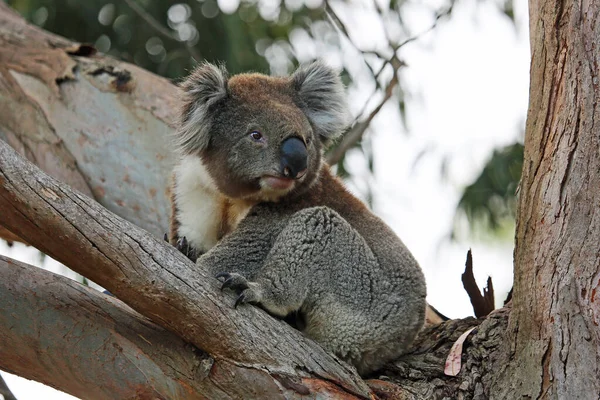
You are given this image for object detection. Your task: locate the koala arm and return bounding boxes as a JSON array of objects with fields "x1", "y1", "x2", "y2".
[
  {"x1": 218, "y1": 206, "x2": 371, "y2": 317},
  {"x1": 197, "y1": 207, "x2": 286, "y2": 282}
]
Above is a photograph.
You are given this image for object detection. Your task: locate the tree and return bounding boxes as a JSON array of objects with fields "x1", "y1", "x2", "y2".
[
  {"x1": 0, "y1": 0, "x2": 598, "y2": 398},
  {"x1": 491, "y1": 0, "x2": 600, "y2": 396}
]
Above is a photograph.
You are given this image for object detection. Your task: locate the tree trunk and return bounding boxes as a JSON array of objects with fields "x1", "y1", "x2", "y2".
[{"x1": 490, "y1": 0, "x2": 600, "y2": 398}]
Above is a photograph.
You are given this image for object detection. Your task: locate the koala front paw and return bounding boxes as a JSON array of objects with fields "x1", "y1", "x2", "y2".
[
  {"x1": 173, "y1": 236, "x2": 199, "y2": 262},
  {"x1": 175, "y1": 236, "x2": 191, "y2": 254},
  {"x1": 216, "y1": 272, "x2": 262, "y2": 308}
]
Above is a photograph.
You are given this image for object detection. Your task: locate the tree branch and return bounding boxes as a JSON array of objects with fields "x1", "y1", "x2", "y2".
[
  {"x1": 327, "y1": 71, "x2": 398, "y2": 165},
  {"x1": 324, "y1": 1, "x2": 453, "y2": 166},
  {"x1": 123, "y1": 0, "x2": 202, "y2": 61},
  {"x1": 0, "y1": 2, "x2": 178, "y2": 238},
  {"x1": 368, "y1": 307, "x2": 509, "y2": 398},
  {"x1": 0, "y1": 139, "x2": 371, "y2": 398},
  {"x1": 0, "y1": 255, "x2": 220, "y2": 399}
]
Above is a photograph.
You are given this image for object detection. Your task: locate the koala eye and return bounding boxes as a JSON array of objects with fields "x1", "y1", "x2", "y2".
[{"x1": 249, "y1": 131, "x2": 264, "y2": 142}]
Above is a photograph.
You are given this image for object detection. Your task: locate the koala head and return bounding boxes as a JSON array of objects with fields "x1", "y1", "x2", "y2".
[{"x1": 175, "y1": 61, "x2": 350, "y2": 201}]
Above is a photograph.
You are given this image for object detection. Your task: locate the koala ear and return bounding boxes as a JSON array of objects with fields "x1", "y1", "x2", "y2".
[
  {"x1": 291, "y1": 61, "x2": 351, "y2": 142},
  {"x1": 175, "y1": 62, "x2": 228, "y2": 154}
]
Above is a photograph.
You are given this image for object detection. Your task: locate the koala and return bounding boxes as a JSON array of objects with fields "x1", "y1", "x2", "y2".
[{"x1": 169, "y1": 61, "x2": 427, "y2": 376}]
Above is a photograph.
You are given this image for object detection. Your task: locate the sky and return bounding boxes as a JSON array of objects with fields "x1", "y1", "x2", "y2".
[
  {"x1": 364, "y1": 0, "x2": 530, "y2": 317},
  {"x1": 0, "y1": 0, "x2": 530, "y2": 397}
]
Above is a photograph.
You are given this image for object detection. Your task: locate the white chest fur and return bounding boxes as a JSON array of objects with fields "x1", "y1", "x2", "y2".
[{"x1": 173, "y1": 155, "x2": 251, "y2": 252}]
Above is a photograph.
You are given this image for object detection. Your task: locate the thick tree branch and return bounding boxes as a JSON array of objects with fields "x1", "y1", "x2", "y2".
[
  {"x1": 0, "y1": 255, "x2": 220, "y2": 399},
  {"x1": 0, "y1": 140, "x2": 371, "y2": 398},
  {"x1": 0, "y1": 1, "x2": 178, "y2": 238},
  {"x1": 0, "y1": 249, "x2": 512, "y2": 400}
]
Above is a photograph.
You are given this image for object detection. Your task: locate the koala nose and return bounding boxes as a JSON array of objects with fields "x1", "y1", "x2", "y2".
[{"x1": 280, "y1": 137, "x2": 308, "y2": 179}]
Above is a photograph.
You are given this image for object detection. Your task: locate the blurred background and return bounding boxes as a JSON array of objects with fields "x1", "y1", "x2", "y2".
[{"x1": 1, "y1": 0, "x2": 529, "y2": 397}]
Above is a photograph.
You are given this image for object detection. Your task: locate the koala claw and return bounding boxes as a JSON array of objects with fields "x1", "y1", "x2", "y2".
[
  {"x1": 234, "y1": 292, "x2": 248, "y2": 308},
  {"x1": 234, "y1": 288, "x2": 261, "y2": 307},
  {"x1": 173, "y1": 236, "x2": 199, "y2": 261},
  {"x1": 216, "y1": 272, "x2": 249, "y2": 291},
  {"x1": 216, "y1": 273, "x2": 261, "y2": 308},
  {"x1": 176, "y1": 236, "x2": 189, "y2": 252}
]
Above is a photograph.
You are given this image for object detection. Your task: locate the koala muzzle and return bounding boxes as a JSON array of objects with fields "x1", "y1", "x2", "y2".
[{"x1": 280, "y1": 137, "x2": 308, "y2": 179}]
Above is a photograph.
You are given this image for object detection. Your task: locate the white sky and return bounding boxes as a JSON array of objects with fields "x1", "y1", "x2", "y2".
[
  {"x1": 376, "y1": 0, "x2": 529, "y2": 317},
  {"x1": 0, "y1": 0, "x2": 530, "y2": 397}
]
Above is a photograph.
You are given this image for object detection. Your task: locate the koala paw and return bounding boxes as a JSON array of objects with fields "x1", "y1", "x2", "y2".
[
  {"x1": 173, "y1": 236, "x2": 198, "y2": 262},
  {"x1": 216, "y1": 272, "x2": 261, "y2": 308},
  {"x1": 175, "y1": 235, "x2": 190, "y2": 254}
]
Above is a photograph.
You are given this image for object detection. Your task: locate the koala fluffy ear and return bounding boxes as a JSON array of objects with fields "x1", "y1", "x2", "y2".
[
  {"x1": 291, "y1": 61, "x2": 351, "y2": 143},
  {"x1": 175, "y1": 62, "x2": 228, "y2": 154}
]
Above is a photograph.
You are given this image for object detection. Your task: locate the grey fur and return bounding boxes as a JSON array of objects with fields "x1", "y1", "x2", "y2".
[
  {"x1": 292, "y1": 61, "x2": 351, "y2": 142},
  {"x1": 173, "y1": 61, "x2": 426, "y2": 376},
  {"x1": 174, "y1": 62, "x2": 228, "y2": 155},
  {"x1": 201, "y1": 204, "x2": 426, "y2": 376}
]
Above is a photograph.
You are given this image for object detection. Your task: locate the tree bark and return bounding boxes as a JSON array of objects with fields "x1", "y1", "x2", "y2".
[
  {"x1": 491, "y1": 0, "x2": 600, "y2": 398},
  {"x1": 0, "y1": 2, "x2": 176, "y2": 238},
  {"x1": 0, "y1": 255, "x2": 221, "y2": 399}
]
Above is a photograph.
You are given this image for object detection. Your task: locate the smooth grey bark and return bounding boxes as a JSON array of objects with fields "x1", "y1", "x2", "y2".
[{"x1": 0, "y1": 2, "x2": 176, "y2": 238}]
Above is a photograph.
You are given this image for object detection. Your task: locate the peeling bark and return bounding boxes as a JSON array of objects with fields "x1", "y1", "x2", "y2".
[{"x1": 0, "y1": 2, "x2": 177, "y2": 238}]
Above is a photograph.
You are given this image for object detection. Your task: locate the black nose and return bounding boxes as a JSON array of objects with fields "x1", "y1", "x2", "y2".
[{"x1": 280, "y1": 137, "x2": 308, "y2": 179}]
